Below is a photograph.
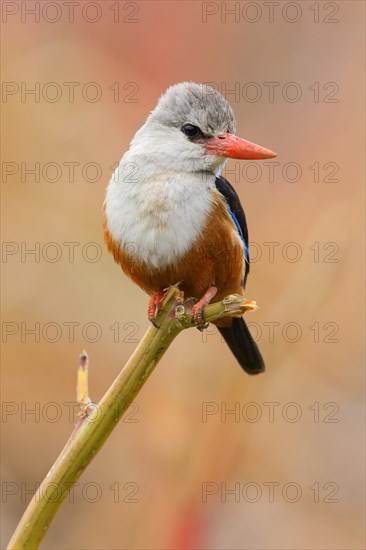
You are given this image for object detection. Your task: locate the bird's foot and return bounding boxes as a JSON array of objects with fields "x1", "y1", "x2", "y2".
[
  {"x1": 192, "y1": 286, "x2": 218, "y2": 331},
  {"x1": 148, "y1": 290, "x2": 165, "y2": 328}
]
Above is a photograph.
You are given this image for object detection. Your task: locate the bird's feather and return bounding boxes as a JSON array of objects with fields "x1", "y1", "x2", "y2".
[
  {"x1": 215, "y1": 175, "x2": 250, "y2": 287},
  {"x1": 214, "y1": 175, "x2": 264, "y2": 374},
  {"x1": 218, "y1": 317, "x2": 265, "y2": 374}
]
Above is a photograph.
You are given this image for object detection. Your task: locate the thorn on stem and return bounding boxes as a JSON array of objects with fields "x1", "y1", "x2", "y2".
[
  {"x1": 79, "y1": 350, "x2": 89, "y2": 367},
  {"x1": 76, "y1": 350, "x2": 93, "y2": 421}
]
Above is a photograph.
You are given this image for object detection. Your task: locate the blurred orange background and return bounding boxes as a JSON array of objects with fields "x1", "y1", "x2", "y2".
[{"x1": 1, "y1": 1, "x2": 365, "y2": 549}]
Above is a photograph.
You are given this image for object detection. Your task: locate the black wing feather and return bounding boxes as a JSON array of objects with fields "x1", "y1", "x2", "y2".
[
  {"x1": 214, "y1": 175, "x2": 265, "y2": 375},
  {"x1": 215, "y1": 175, "x2": 250, "y2": 286}
]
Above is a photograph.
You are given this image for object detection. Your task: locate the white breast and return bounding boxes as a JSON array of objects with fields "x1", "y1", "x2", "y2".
[{"x1": 105, "y1": 154, "x2": 216, "y2": 269}]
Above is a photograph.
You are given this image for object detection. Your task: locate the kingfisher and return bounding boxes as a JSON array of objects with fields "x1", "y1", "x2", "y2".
[{"x1": 104, "y1": 82, "x2": 277, "y2": 374}]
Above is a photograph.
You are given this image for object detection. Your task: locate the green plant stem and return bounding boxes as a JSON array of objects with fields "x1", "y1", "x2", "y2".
[{"x1": 7, "y1": 288, "x2": 255, "y2": 549}]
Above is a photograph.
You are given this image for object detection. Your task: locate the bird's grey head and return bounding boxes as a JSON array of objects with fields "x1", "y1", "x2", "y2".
[
  {"x1": 153, "y1": 82, "x2": 236, "y2": 136},
  {"x1": 128, "y1": 82, "x2": 236, "y2": 173},
  {"x1": 127, "y1": 82, "x2": 276, "y2": 175}
]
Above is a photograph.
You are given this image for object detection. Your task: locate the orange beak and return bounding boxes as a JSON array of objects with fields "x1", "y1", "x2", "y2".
[{"x1": 204, "y1": 133, "x2": 277, "y2": 160}]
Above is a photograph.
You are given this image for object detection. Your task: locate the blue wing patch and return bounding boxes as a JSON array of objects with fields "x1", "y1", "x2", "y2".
[
  {"x1": 215, "y1": 175, "x2": 250, "y2": 288},
  {"x1": 228, "y1": 207, "x2": 249, "y2": 265}
]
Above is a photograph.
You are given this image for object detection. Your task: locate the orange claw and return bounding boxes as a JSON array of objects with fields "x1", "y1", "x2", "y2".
[
  {"x1": 148, "y1": 290, "x2": 165, "y2": 325},
  {"x1": 192, "y1": 285, "x2": 217, "y2": 329}
]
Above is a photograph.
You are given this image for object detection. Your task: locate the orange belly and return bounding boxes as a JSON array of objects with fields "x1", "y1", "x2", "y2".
[{"x1": 103, "y1": 195, "x2": 245, "y2": 304}]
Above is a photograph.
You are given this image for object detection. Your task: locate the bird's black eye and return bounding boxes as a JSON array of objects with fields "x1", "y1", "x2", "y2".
[{"x1": 181, "y1": 123, "x2": 201, "y2": 139}]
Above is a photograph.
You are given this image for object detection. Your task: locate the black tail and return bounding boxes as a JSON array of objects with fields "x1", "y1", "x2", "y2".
[{"x1": 218, "y1": 317, "x2": 265, "y2": 375}]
